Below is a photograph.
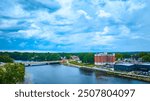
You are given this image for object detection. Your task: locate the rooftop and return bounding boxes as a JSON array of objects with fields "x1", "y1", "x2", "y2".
[
  {"x1": 115, "y1": 63, "x2": 134, "y2": 66},
  {"x1": 95, "y1": 52, "x2": 115, "y2": 56},
  {"x1": 140, "y1": 63, "x2": 150, "y2": 66},
  {"x1": 116, "y1": 63, "x2": 150, "y2": 66}
]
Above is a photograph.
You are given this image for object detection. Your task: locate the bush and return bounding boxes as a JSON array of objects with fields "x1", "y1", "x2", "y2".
[{"x1": 0, "y1": 63, "x2": 25, "y2": 84}]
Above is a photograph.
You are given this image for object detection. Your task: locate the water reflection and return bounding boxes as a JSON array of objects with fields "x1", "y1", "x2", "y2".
[
  {"x1": 25, "y1": 65, "x2": 150, "y2": 84},
  {"x1": 79, "y1": 68, "x2": 94, "y2": 76}
]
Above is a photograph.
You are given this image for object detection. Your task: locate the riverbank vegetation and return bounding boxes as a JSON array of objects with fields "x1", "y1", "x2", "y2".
[
  {"x1": 0, "y1": 55, "x2": 14, "y2": 63},
  {"x1": 115, "y1": 52, "x2": 150, "y2": 62},
  {"x1": 0, "y1": 52, "x2": 95, "y2": 63},
  {"x1": 69, "y1": 61, "x2": 95, "y2": 67},
  {"x1": 0, "y1": 52, "x2": 150, "y2": 63},
  {"x1": 138, "y1": 52, "x2": 150, "y2": 62},
  {"x1": 0, "y1": 52, "x2": 61, "y2": 61},
  {"x1": 0, "y1": 63, "x2": 25, "y2": 84}
]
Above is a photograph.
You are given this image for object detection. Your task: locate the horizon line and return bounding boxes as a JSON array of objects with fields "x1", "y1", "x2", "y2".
[{"x1": 0, "y1": 50, "x2": 150, "y2": 53}]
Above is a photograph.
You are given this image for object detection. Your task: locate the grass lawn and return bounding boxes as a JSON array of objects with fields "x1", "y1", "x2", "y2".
[{"x1": 69, "y1": 61, "x2": 95, "y2": 67}]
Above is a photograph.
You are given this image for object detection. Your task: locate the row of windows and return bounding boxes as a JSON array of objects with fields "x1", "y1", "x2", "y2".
[{"x1": 94, "y1": 56, "x2": 115, "y2": 63}]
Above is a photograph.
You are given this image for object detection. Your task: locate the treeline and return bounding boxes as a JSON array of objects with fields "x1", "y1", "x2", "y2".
[
  {"x1": 138, "y1": 52, "x2": 150, "y2": 62},
  {"x1": 77, "y1": 53, "x2": 94, "y2": 64},
  {"x1": 0, "y1": 63, "x2": 25, "y2": 84},
  {"x1": 0, "y1": 52, "x2": 94, "y2": 64},
  {"x1": 0, "y1": 55, "x2": 14, "y2": 63},
  {"x1": 0, "y1": 52, "x2": 61, "y2": 61},
  {"x1": 115, "y1": 52, "x2": 150, "y2": 62},
  {"x1": 0, "y1": 52, "x2": 150, "y2": 63}
]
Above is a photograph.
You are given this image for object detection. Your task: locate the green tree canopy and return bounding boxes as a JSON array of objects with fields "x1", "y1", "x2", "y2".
[
  {"x1": 115, "y1": 53, "x2": 123, "y2": 60},
  {"x1": 0, "y1": 55, "x2": 14, "y2": 63},
  {"x1": 142, "y1": 55, "x2": 150, "y2": 62},
  {"x1": 78, "y1": 53, "x2": 94, "y2": 64}
]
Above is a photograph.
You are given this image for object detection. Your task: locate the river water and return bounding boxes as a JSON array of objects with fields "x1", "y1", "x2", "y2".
[{"x1": 24, "y1": 64, "x2": 149, "y2": 84}]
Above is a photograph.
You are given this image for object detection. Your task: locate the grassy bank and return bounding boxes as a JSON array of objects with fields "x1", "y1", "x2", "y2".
[
  {"x1": 69, "y1": 61, "x2": 95, "y2": 67},
  {"x1": 0, "y1": 63, "x2": 25, "y2": 84}
]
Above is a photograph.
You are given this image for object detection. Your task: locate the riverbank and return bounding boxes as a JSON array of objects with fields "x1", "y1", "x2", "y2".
[{"x1": 64, "y1": 61, "x2": 150, "y2": 83}]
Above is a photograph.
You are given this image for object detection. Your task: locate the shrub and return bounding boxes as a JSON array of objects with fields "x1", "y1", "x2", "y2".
[{"x1": 0, "y1": 63, "x2": 25, "y2": 84}]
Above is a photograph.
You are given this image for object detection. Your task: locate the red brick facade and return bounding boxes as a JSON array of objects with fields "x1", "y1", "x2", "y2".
[{"x1": 94, "y1": 53, "x2": 115, "y2": 65}]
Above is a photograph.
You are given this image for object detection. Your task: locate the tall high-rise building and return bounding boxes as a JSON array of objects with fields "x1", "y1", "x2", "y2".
[{"x1": 94, "y1": 52, "x2": 115, "y2": 65}]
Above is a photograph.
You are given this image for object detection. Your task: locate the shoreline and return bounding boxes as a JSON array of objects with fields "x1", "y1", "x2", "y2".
[{"x1": 64, "y1": 62, "x2": 150, "y2": 83}]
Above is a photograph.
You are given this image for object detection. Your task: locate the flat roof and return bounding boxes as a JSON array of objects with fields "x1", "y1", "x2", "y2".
[
  {"x1": 116, "y1": 63, "x2": 134, "y2": 66},
  {"x1": 140, "y1": 63, "x2": 150, "y2": 66},
  {"x1": 116, "y1": 63, "x2": 150, "y2": 66}
]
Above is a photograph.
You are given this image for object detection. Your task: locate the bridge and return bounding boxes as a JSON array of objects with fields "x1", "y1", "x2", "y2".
[{"x1": 20, "y1": 61, "x2": 62, "y2": 67}]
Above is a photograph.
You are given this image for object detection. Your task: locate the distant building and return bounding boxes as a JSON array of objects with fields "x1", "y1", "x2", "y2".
[
  {"x1": 114, "y1": 63, "x2": 150, "y2": 72},
  {"x1": 114, "y1": 63, "x2": 135, "y2": 72},
  {"x1": 61, "y1": 59, "x2": 67, "y2": 63},
  {"x1": 71, "y1": 56, "x2": 80, "y2": 61},
  {"x1": 94, "y1": 52, "x2": 115, "y2": 65}
]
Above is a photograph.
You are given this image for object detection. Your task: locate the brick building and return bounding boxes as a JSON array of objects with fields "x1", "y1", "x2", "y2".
[{"x1": 94, "y1": 52, "x2": 115, "y2": 65}]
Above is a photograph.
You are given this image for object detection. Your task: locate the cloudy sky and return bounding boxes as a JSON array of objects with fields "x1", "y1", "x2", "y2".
[{"x1": 0, "y1": 0, "x2": 149, "y2": 52}]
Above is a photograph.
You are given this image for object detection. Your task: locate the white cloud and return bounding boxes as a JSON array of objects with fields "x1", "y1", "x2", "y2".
[
  {"x1": 77, "y1": 10, "x2": 92, "y2": 20},
  {"x1": 95, "y1": 26, "x2": 110, "y2": 35},
  {"x1": 12, "y1": 4, "x2": 30, "y2": 18},
  {"x1": 102, "y1": 26, "x2": 110, "y2": 34},
  {"x1": 0, "y1": 20, "x2": 17, "y2": 28},
  {"x1": 92, "y1": 35, "x2": 114, "y2": 46},
  {"x1": 55, "y1": 0, "x2": 75, "y2": 19},
  {"x1": 97, "y1": 10, "x2": 111, "y2": 18},
  {"x1": 18, "y1": 29, "x2": 40, "y2": 38},
  {"x1": 0, "y1": 0, "x2": 149, "y2": 52},
  {"x1": 127, "y1": 1, "x2": 146, "y2": 13},
  {"x1": 0, "y1": 2, "x2": 30, "y2": 18},
  {"x1": 83, "y1": 26, "x2": 114, "y2": 47},
  {"x1": 131, "y1": 36, "x2": 141, "y2": 39},
  {"x1": 99, "y1": 0, "x2": 146, "y2": 22},
  {"x1": 119, "y1": 25, "x2": 130, "y2": 36}
]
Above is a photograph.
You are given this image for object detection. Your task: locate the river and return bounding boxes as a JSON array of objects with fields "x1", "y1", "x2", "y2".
[{"x1": 24, "y1": 64, "x2": 149, "y2": 84}]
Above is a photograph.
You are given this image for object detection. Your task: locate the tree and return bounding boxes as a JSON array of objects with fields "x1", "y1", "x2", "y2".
[
  {"x1": 50, "y1": 53, "x2": 61, "y2": 61},
  {"x1": 65, "y1": 54, "x2": 71, "y2": 59},
  {"x1": 0, "y1": 55, "x2": 14, "y2": 63},
  {"x1": 138, "y1": 52, "x2": 148, "y2": 58},
  {"x1": 142, "y1": 55, "x2": 150, "y2": 62},
  {"x1": 78, "y1": 53, "x2": 94, "y2": 64},
  {"x1": 115, "y1": 53, "x2": 123, "y2": 60},
  {"x1": 0, "y1": 63, "x2": 25, "y2": 84}
]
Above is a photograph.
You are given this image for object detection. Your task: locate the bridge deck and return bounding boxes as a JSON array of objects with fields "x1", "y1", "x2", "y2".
[{"x1": 20, "y1": 61, "x2": 61, "y2": 67}]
